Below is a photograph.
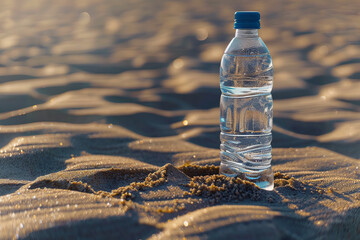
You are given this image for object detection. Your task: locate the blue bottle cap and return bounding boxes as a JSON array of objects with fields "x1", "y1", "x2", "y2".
[{"x1": 234, "y1": 11, "x2": 260, "y2": 29}]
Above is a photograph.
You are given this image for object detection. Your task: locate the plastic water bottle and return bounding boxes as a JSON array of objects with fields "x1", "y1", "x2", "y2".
[{"x1": 219, "y1": 11, "x2": 274, "y2": 190}]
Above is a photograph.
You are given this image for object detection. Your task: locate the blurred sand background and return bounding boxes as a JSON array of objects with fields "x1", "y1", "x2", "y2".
[{"x1": 0, "y1": 0, "x2": 359, "y2": 239}]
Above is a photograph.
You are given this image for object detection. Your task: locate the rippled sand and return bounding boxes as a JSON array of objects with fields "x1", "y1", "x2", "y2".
[{"x1": 0, "y1": 0, "x2": 359, "y2": 239}]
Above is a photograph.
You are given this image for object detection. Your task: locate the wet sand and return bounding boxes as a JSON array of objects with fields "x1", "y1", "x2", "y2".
[{"x1": 0, "y1": 0, "x2": 359, "y2": 239}]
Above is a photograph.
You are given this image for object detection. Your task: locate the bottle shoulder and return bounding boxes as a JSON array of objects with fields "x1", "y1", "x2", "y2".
[{"x1": 224, "y1": 37, "x2": 270, "y2": 56}]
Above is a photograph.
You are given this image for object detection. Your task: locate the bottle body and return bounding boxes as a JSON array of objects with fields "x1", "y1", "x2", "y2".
[{"x1": 219, "y1": 29, "x2": 274, "y2": 190}]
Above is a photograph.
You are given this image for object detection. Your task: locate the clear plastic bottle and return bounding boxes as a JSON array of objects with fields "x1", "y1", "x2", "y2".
[{"x1": 219, "y1": 11, "x2": 274, "y2": 190}]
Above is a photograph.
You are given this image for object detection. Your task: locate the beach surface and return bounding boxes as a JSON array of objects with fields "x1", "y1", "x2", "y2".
[{"x1": 0, "y1": 0, "x2": 359, "y2": 239}]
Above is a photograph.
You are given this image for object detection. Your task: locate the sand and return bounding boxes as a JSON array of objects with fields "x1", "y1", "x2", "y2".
[{"x1": 0, "y1": 0, "x2": 359, "y2": 239}]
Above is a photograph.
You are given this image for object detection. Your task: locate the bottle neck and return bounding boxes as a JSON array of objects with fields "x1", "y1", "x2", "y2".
[{"x1": 235, "y1": 29, "x2": 259, "y2": 38}]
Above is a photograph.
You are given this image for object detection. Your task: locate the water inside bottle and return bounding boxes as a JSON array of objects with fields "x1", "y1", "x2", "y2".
[{"x1": 220, "y1": 52, "x2": 274, "y2": 190}]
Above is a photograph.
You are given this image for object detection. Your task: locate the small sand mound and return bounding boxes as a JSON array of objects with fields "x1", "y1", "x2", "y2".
[{"x1": 23, "y1": 164, "x2": 320, "y2": 207}]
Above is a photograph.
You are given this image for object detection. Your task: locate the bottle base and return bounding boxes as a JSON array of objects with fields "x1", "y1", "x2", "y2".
[{"x1": 220, "y1": 162, "x2": 274, "y2": 191}]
